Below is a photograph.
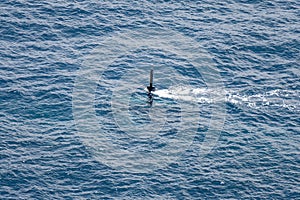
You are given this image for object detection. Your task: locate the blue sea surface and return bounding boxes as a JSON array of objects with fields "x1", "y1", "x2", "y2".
[{"x1": 0, "y1": 0, "x2": 299, "y2": 199}]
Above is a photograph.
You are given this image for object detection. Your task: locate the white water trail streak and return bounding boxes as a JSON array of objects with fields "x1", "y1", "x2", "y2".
[
  {"x1": 154, "y1": 86, "x2": 300, "y2": 112},
  {"x1": 154, "y1": 87, "x2": 218, "y2": 103}
]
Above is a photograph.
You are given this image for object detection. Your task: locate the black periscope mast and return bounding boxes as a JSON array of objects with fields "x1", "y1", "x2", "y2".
[{"x1": 147, "y1": 69, "x2": 155, "y2": 103}]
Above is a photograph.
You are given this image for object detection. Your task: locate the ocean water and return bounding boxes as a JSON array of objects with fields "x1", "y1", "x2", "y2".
[{"x1": 0, "y1": 0, "x2": 299, "y2": 199}]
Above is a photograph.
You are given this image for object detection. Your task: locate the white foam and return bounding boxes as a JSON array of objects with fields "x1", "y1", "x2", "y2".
[{"x1": 154, "y1": 86, "x2": 299, "y2": 112}]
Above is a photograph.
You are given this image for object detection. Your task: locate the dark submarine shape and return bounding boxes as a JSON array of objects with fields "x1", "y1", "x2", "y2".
[{"x1": 147, "y1": 69, "x2": 155, "y2": 93}]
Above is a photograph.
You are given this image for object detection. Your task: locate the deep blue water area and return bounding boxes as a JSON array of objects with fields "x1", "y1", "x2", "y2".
[{"x1": 0, "y1": 0, "x2": 299, "y2": 199}]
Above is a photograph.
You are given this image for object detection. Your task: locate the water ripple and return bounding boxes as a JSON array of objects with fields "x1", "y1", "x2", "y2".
[{"x1": 0, "y1": 0, "x2": 299, "y2": 199}]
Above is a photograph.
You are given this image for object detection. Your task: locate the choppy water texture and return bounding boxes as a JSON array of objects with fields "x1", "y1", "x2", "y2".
[{"x1": 1, "y1": 0, "x2": 299, "y2": 199}]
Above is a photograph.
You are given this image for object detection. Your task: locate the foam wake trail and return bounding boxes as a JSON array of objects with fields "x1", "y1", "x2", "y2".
[
  {"x1": 154, "y1": 86, "x2": 300, "y2": 112},
  {"x1": 154, "y1": 86, "x2": 221, "y2": 103}
]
